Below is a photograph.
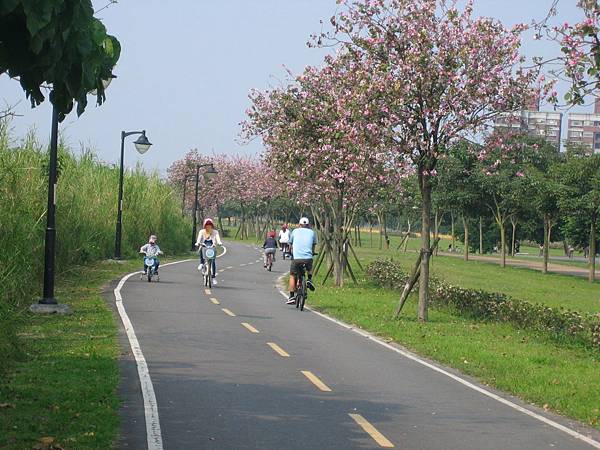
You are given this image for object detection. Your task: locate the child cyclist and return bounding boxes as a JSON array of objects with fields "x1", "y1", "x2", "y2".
[
  {"x1": 195, "y1": 218, "x2": 223, "y2": 285},
  {"x1": 263, "y1": 230, "x2": 278, "y2": 268},
  {"x1": 140, "y1": 235, "x2": 163, "y2": 274}
]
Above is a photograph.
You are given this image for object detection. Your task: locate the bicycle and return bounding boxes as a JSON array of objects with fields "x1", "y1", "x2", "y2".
[
  {"x1": 294, "y1": 261, "x2": 311, "y2": 311},
  {"x1": 199, "y1": 243, "x2": 217, "y2": 288},
  {"x1": 265, "y1": 251, "x2": 274, "y2": 271},
  {"x1": 140, "y1": 251, "x2": 161, "y2": 282}
]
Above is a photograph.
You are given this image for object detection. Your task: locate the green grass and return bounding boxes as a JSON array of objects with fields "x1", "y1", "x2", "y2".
[
  {"x1": 350, "y1": 244, "x2": 600, "y2": 314},
  {"x1": 309, "y1": 282, "x2": 600, "y2": 430},
  {"x1": 0, "y1": 256, "x2": 189, "y2": 450}
]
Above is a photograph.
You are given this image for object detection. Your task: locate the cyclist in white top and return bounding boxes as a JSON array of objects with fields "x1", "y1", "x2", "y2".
[
  {"x1": 195, "y1": 218, "x2": 223, "y2": 284},
  {"x1": 278, "y1": 223, "x2": 290, "y2": 254}
]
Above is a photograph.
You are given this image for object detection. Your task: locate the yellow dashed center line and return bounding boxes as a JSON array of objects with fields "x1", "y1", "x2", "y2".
[
  {"x1": 241, "y1": 322, "x2": 259, "y2": 333},
  {"x1": 221, "y1": 308, "x2": 236, "y2": 317},
  {"x1": 348, "y1": 414, "x2": 394, "y2": 448},
  {"x1": 301, "y1": 370, "x2": 332, "y2": 392},
  {"x1": 210, "y1": 297, "x2": 220, "y2": 305},
  {"x1": 226, "y1": 266, "x2": 233, "y2": 269},
  {"x1": 204, "y1": 288, "x2": 211, "y2": 295},
  {"x1": 267, "y1": 342, "x2": 290, "y2": 357}
]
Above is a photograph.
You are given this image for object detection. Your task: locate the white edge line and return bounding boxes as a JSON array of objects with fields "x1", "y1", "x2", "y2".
[
  {"x1": 275, "y1": 275, "x2": 600, "y2": 449},
  {"x1": 114, "y1": 258, "x2": 192, "y2": 450}
]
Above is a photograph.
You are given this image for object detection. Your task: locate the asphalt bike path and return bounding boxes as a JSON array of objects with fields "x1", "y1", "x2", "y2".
[{"x1": 112, "y1": 241, "x2": 600, "y2": 450}]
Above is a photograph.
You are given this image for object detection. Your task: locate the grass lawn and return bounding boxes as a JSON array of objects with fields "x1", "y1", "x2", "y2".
[
  {"x1": 351, "y1": 243, "x2": 600, "y2": 314},
  {"x1": 0, "y1": 256, "x2": 188, "y2": 450},
  {"x1": 309, "y1": 281, "x2": 600, "y2": 430}
]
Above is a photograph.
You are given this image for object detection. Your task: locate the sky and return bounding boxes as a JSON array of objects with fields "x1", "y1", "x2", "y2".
[{"x1": 0, "y1": 0, "x2": 586, "y2": 173}]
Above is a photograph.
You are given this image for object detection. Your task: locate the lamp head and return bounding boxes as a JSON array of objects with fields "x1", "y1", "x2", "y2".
[
  {"x1": 204, "y1": 164, "x2": 218, "y2": 181},
  {"x1": 134, "y1": 131, "x2": 152, "y2": 154}
]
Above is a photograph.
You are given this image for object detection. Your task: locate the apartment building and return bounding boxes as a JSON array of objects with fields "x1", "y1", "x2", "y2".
[
  {"x1": 566, "y1": 98, "x2": 600, "y2": 154},
  {"x1": 494, "y1": 107, "x2": 562, "y2": 148}
]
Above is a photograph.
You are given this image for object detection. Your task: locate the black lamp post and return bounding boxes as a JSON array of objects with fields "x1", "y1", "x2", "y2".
[
  {"x1": 35, "y1": 78, "x2": 115, "y2": 310},
  {"x1": 38, "y1": 103, "x2": 60, "y2": 305},
  {"x1": 190, "y1": 163, "x2": 218, "y2": 250},
  {"x1": 114, "y1": 130, "x2": 152, "y2": 259}
]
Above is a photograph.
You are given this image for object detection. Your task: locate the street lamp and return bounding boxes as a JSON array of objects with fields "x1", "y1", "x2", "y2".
[
  {"x1": 34, "y1": 77, "x2": 117, "y2": 310},
  {"x1": 114, "y1": 130, "x2": 152, "y2": 259},
  {"x1": 36, "y1": 102, "x2": 61, "y2": 307},
  {"x1": 190, "y1": 163, "x2": 218, "y2": 250}
]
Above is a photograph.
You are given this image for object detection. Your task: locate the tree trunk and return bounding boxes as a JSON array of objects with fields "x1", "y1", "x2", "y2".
[
  {"x1": 369, "y1": 221, "x2": 373, "y2": 248},
  {"x1": 542, "y1": 215, "x2": 549, "y2": 274},
  {"x1": 357, "y1": 225, "x2": 362, "y2": 247},
  {"x1": 332, "y1": 195, "x2": 345, "y2": 287},
  {"x1": 451, "y1": 211, "x2": 455, "y2": 252},
  {"x1": 418, "y1": 171, "x2": 432, "y2": 322},
  {"x1": 383, "y1": 213, "x2": 389, "y2": 250},
  {"x1": 395, "y1": 237, "x2": 441, "y2": 317},
  {"x1": 463, "y1": 216, "x2": 469, "y2": 261},
  {"x1": 499, "y1": 223, "x2": 506, "y2": 268},
  {"x1": 377, "y1": 213, "x2": 383, "y2": 250},
  {"x1": 479, "y1": 216, "x2": 484, "y2": 254},
  {"x1": 589, "y1": 220, "x2": 596, "y2": 283},
  {"x1": 403, "y1": 219, "x2": 411, "y2": 252},
  {"x1": 217, "y1": 213, "x2": 224, "y2": 235},
  {"x1": 433, "y1": 210, "x2": 439, "y2": 256},
  {"x1": 510, "y1": 219, "x2": 517, "y2": 257}
]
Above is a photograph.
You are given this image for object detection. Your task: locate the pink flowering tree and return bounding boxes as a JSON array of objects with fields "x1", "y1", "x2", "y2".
[
  {"x1": 535, "y1": 0, "x2": 600, "y2": 105},
  {"x1": 243, "y1": 52, "x2": 400, "y2": 286},
  {"x1": 168, "y1": 151, "x2": 277, "y2": 239},
  {"x1": 321, "y1": 0, "x2": 538, "y2": 320},
  {"x1": 167, "y1": 149, "x2": 214, "y2": 219},
  {"x1": 212, "y1": 154, "x2": 277, "y2": 239}
]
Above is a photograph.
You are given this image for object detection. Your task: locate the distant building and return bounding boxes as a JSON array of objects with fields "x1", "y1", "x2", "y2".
[
  {"x1": 493, "y1": 101, "x2": 562, "y2": 148},
  {"x1": 566, "y1": 98, "x2": 600, "y2": 154}
]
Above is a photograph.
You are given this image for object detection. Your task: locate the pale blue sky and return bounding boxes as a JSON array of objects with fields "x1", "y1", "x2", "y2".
[{"x1": 0, "y1": 0, "x2": 585, "y2": 172}]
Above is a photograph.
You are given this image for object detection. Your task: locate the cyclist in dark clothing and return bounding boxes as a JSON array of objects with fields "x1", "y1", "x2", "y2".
[{"x1": 263, "y1": 230, "x2": 278, "y2": 268}]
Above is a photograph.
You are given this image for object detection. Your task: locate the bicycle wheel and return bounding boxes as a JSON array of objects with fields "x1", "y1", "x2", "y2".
[
  {"x1": 295, "y1": 275, "x2": 302, "y2": 309},
  {"x1": 300, "y1": 277, "x2": 307, "y2": 311},
  {"x1": 268, "y1": 253, "x2": 273, "y2": 271},
  {"x1": 207, "y1": 263, "x2": 212, "y2": 288}
]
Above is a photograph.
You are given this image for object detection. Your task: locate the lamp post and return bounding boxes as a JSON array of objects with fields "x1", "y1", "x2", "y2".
[
  {"x1": 34, "y1": 78, "x2": 116, "y2": 311},
  {"x1": 38, "y1": 102, "x2": 60, "y2": 305},
  {"x1": 190, "y1": 163, "x2": 218, "y2": 250},
  {"x1": 114, "y1": 130, "x2": 152, "y2": 259}
]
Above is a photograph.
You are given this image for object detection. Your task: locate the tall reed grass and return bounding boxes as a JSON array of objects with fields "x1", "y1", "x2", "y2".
[{"x1": 0, "y1": 123, "x2": 190, "y2": 367}]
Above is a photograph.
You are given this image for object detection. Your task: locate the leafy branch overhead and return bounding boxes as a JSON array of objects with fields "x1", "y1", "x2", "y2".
[{"x1": 0, "y1": 0, "x2": 121, "y2": 121}]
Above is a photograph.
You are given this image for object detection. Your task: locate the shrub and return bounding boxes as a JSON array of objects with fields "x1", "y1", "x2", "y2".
[
  {"x1": 432, "y1": 282, "x2": 600, "y2": 350},
  {"x1": 366, "y1": 259, "x2": 408, "y2": 289},
  {"x1": 365, "y1": 258, "x2": 600, "y2": 350}
]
